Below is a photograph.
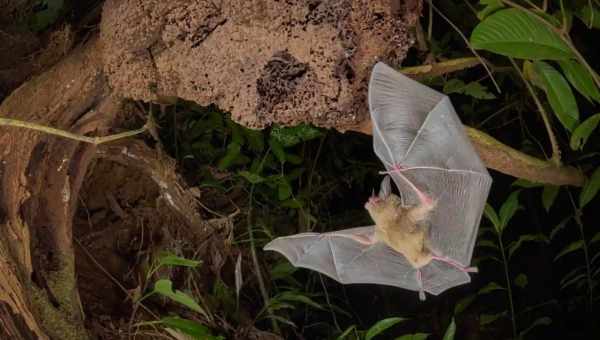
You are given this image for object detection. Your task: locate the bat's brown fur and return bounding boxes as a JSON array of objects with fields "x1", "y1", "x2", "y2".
[{"x1": 365, "y1": 194, "x2": 435, "y2": 268}]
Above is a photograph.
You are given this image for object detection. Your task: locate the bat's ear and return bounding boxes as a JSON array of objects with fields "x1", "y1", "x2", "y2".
[{"x1": 378, "y1": 175, "x2": 392, "y2": 198}]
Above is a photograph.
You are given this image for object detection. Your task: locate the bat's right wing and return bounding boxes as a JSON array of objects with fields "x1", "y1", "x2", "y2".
[{"x1": 264, "y1": 226, "x2": 421, "y2": 291}]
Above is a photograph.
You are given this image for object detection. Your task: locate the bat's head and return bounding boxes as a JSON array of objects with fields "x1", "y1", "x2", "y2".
[{"x1": 365, "y1": 193, "x2": 403, "y2": 226}]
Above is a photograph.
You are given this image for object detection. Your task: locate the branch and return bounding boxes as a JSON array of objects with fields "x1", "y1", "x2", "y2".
[{"x1": 349, "y1": 120, "x2": 584, "y2": 187}]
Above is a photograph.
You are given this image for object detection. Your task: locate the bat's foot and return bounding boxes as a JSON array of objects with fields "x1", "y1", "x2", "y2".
[
  {"x1": 416, "y1": 269, "x2": 426, "y2": 301},
  {"x1": 431, "y1": 255, "x2": 478, "y2": 274}
]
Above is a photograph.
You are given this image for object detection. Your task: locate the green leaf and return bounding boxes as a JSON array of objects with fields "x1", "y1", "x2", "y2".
[
  {"x1": 454, "y1": 295, "x2": 476, "y2": 315},
  {"x1": 277, "y1": 179, "x2": 293, "y2": 201},
  {"x1": 499, "y1": 191, "x2": 521, "y2": 230},
  {"x1": 239, "y1": 171, "x2": 265, "y2": 184},
  {"x1": 478, "y1": 282, "x2": 506, "y2": 295},
  {"x1": 519, "y1": 317, "x2": 552, "y2": 338},
  {"x1": 480, "y1": 312, "x2": 505, "y2": 327},
  {"x1": 269, "y1": 138, "x2": 287, "y2": 164},
  {"x1": 29, "y1": 0, "x2": 65, "y2": 32},
  {"x1": 158, "y1": 254, "x2": 202, "y2": 268},
  {"x1": 558, "y1": 60, "x2": 600, "y2": 103},
  {"x1": 153, "y1": 280, "x2": 207, "y2": 316},
  {"x1": 365, "y1": 317, "x2": 407, "y2": 340},
  {"x1": 576, "y1": 4, "x2": 600, "y2": 29},
  {"x1": 337, "y1": 325, "x2": 357, "y2": 340},
  {"x1": 571, "y1": 114, "x2": 600, "y2": 150},
  {"x1": 471, "y1": 9, "x2": 574, "y2": 60},
  {"x1": 514, "y1": 273, "x2": 528, "y2": 288},
  {"x1": 484, "y1": 204, "x2": 501, "y2": 233},
  {"x1": 561, "y1": 274, "x2": 586, "y2": 290},
  {"x1": 532, "y1": 61, "x2": 579, "y2": 132},
  {"x1": 508, "y1": 234, "x2": 549, "y2": 259},
  {"x1": 395, "y1": 333, "x2": 430, "y2": 340},
  {"x1": 442, "y1": 318, "x2": 456, "y2": 340},
  {"x1": 542, "y1": 185, "x2": 559, "y2": 212},
  {"x1": 477, "y1": 239, "x2": 499, "y2": 250},
  {"x1": 270, "y1": 261, "x2": 298, "y2": 280},
  {"x1": 554, "y1": 240, "x2": 584, "y2": 261},
  {"x1": 559, "y1": 266, "x2": 585, "y2": 288},
  {"x1": 549, "y1": 216, "x2": 571, "y2": 240},
  {"x1": 159, "y1": 317, "x2": 214, "y2": 339},
  {"x1": 244, "y1": 128, "x2": 265, "y2": 153},
  {"x1": 590, "y1": 232, "x2": 600, "y2": 245},
  {"x1": 217, "y1": 142, "x2": 241, "y2": 170},
  {"x1": 443, "y1": 79, "x2": 496, "y2": 99},
  {"x1": 580, "y1": 167, "x2": 600, "y2": 208},
  {"x1": 274, "y1": 291, "x2": 324, "y2": 310},
  {"x1": 270, "y1": 124, "x2": 323, "y2": 147}
]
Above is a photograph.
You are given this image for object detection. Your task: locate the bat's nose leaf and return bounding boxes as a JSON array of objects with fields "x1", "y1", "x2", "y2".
[{"x1": 378, "y1": 175, "x2": 392, "y2": 198}]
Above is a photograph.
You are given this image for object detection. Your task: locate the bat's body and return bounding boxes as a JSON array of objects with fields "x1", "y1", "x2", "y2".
[
  {"x1": 366, "y1": 194, "x2": 433, "y2": 268},
  {"x1": 264, "y1": 62, "x2": 492, "y2": 300}
]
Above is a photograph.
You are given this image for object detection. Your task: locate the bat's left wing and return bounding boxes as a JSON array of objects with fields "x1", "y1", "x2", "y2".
[{"x1": 264, "y1": 227, "x2": 422, "y2": 291}]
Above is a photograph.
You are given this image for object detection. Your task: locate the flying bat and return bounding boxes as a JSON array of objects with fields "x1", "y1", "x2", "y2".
[{"x1": 264, "y1": 62, "x2": 492, "y2": 300}]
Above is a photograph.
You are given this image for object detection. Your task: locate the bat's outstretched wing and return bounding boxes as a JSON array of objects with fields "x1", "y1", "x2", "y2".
[
  {"x1": 264, "y1": 227, "x2": 420, "y2": 290},
  {"x1": 264, "y1": 226, "x2": 472, "y2": 297},
  {"x1": 368, "y1": 62, "x2": 492, "y2": 266}
]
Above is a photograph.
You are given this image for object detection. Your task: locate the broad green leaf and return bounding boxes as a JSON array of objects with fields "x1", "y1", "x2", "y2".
[
  {"x1": 477, "y1": 0, "x2": 504, "y2": 20},
  {"x1": 158, "y1": 254, "x2": 202, "y2": 268},
  {"x1": 542, "y1": 185, "x2": 559, "y2": 212},
  {"x1": 471, "y1": 9, "x2": 574, "y2": 60},
  {"x1": 519, "y1": 317, "x2": 552, "y2": 338},
  {"x1": 533, "y1": 61, "x2": 579, "y2": 131},
  {"x1": 239, "y1": 171, "x2": 265, "y2": 184},
  {"x1": 484, "y1": 204, "x2": 501, "y2": 233},
  {"x1": 443, "y1": 79, "x2": 496, "y2": 99},
  {"x1": 337, "y1": 325, "x2": 357, "y2": 340},
  {"x1": 580, "y1": 167, "x2": 600, "y2": 208},
  {"x1": 570, "y1": 114, "x2": 600, "y2": 150},
  {"x1": 478, "y1": 282, "x2": 506, "y2": 295},
  {"x1": 480, "y1": 312, "x2": 505, "y2": 327},
  {"x1": 454, "y1": 295, "x2": 476, "y2": 315},
  {"x1": 244, "y1": 128, "x2": 265, "y2": 153},
  {"x1": 281, "y1": 198, "x2": 304, "y2": 209},
  {"x1": 576, "y1": 4, "x2": 600, "y2": 29},
  {"x1": 395, "y1": 333, "x2": 429, "y2": 340},
  {"x1": 365, "y1": 317, "x2": 407, "y2": 340},
  {"x1": 514, "y1": 273, "x2": 528, "y2": 288},
  {"x1": 508, "y1": 234, "x2": 549, "y2": 259},
  {"x1": 550, "y1": 216, "x2": 571, "y2": 240},
  {"x1": 217, "y1": 142, "x2": 241, "y2": 170},
  {"x1": 270, "y1": 124, "x2": 322, "y2": 147},
  {"x1": 554, "y1": 240, "x2": 584, "y2": 261},
  {"x1": 442, "y1": 319, "x2": 456, "y2": 340},
  {"x1": 159, "y1": 317, "x2": 214, "y2": 339},
  {"x1": 153, "y1": 280, "x2": 207, "y2": 316},
  {"x1": 499, "y1": 191, "x2": 521, "y2": 230},
  {"x1": 558, "y1": 60, "x2": 600, "y2": 103}
]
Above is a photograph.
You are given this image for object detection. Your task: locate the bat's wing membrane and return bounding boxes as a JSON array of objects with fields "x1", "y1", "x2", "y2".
[
  {"x1": 265, "y1": 227, "x2": 421, "y2": 291},
  {"x1": 369, "y1": 62, "x2": 492, "y2": 266}
]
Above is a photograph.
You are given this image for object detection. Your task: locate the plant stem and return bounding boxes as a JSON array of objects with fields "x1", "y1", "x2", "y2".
[
  {"x1": 497, "y1": 232, "x2": 517, "y2": 339},
  {"x1": 0, "y1": 117, "x2": 147, "y2": 145},
  {"x1": 568, "y1": 191, "x2": 594, "y2": 312},
  {"x1": 508, "y1": 58, "x2": 561, "y2": 165}
]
